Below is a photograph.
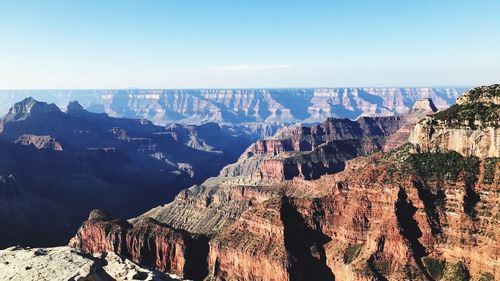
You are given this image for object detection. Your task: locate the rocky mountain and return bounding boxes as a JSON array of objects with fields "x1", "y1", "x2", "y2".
[
  {"x1": 0, "y1": 88, "x2": 467, "y2": 126},
  {"x1": 0, "y1": 98, "x2": 257, "y2": 248},
  {"x1": 70, "y1": 85, "x2": 499, "y2": 281},
  {"x1": 410, "y1": 84, "x2": 499, "y2": 158}
]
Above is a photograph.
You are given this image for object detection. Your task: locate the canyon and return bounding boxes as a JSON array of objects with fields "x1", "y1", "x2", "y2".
[
  {"x1": 0, "y1": 85, "x2": 497, "y2": 281},
  {"x1": 0, "y1": 98, "x2": 257, "y2": 248},
  {"x1": 0, "y1": 88, "x2": 466, "y2": 128},
  {"x1": 69, "y1": 85, "x2": 499, "y2": 281}
]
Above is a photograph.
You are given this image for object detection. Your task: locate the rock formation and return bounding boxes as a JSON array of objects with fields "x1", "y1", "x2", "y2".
[
  {"x1": 221, "y1": 116, "x2": 406, "y2": 181},
  {"x1": 0, "y1": 246, "x2": 183, "y2": 280},
  {"x1": 70, "y1": 85, "x2": 499, "y2": 281},
  {"x1": 410, "y1": 84, "x2": 500, "y2": 158},
  {"x1": 14, "y1": 134, "x2": 63, "y2": 150},
  {"x1": 0, "y1": 88, "x2": 467, "y2": 126},
  {"x1": 73, "y1": 144, "x2": 499, "y2": 280},
  {"x1": 383, "y1": 98, "x2": 438, "y2": 152},
  {"x1": 69, "y1": 210, "x2": 208, "y2": 280}
]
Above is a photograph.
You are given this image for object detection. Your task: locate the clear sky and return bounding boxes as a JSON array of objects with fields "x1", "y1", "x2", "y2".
[{"x1": 0, "y1": 0, "x2": 499, "y2": 89}]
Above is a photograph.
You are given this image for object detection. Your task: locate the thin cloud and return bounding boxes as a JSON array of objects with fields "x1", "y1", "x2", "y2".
[{"x1": 209, "y1": 64, "x2": 290, "y2": 72}]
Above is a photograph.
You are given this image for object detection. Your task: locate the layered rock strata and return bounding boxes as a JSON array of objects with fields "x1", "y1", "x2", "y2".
[
  {"x1": 221, "y1": 116, "x2": 407, "y2": 181},
  {"x1": 72, "y1": 145, "x2": 499, "y2": 280},
  {"x1": 0, "y1": 88, "x2": 467, "y2": 125},
  {"x1": 410, "y1": 84, "x2": 500, "y2": 158},
  {"x1": 70, "y1": 210, "x2": 208, "y2": 280},
  {"x1": 71, "y1": 86, "x2": 499, "y2": 280}
]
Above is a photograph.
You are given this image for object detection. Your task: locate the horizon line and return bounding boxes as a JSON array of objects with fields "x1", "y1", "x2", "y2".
[{"x1": 0, "y1": 85, "x2": 479, "y2": 91}]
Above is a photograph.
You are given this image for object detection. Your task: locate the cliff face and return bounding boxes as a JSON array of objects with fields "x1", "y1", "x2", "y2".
[
  {"x1": 0, "y1": 88, "x2": 466, "y2": 125},
  {"x1": 72, "y1": 144, "x2": 499, "y2": 281},
  {"x1": 70, "y1": 210, "x2": 208, "y2": 280},
  {"x1": 221, "y1": 116, "x2": 406, "y2": 181},
  {"x1": 383, "y1": 98, "x2": 438, "y2": 152},
  {"x1": 69, "y1": 87, "x2": 498, "y2": 280},
  {"x1": 206, "y1": 145, "x2": 499, "y2": 281},
  {"x1": 410, "y1": 85, "x2": 500, "y2": 158}
]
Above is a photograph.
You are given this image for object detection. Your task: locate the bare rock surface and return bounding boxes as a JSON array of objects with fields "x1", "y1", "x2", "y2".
[
  {"x1": 410, "y1": 84, "x2": 500, "y2": 158},
  {"x1": 0, "y1": 246, "x2": 182, "y2": 281}
]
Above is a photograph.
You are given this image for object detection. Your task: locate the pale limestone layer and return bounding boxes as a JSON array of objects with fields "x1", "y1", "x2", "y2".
[
  {"x1": 409, "y1": 117, "x2": 499, "y2": 158},
  {"x1": 0, "y1": 246, "x2": 181, "y2": 281}
]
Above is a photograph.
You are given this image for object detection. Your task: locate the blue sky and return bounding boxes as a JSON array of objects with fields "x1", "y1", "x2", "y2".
[{"x1": 0, "y1": 0, "x2": 499, "y2": 88}]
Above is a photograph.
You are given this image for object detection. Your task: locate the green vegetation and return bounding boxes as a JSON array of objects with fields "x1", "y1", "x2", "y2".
[
  {"x1": 442, "y1": 262, "x2": 471, "y2": 281},
  {"x1": 432, "y1": 102, "x2": 499, "y2": 128},
  {"x1": 483, "y1": 157, "x2": 499, "y2": 184},
  {"x1": 409, "y1": 151, "x2": 479, "y2": 185},
  {"x1": 463, "y1": 84, "x2": 500, "y2": 101},
  {"x1": 478, "y1": 272, "x2": 494, "y2": 281},
  {"x1": 432, "y1": 84, "x2": 499, "y2": 128},
  {"x1": 343, "y1": 243, "x2": 363, "y2": 264},
  {"x1": 422, "y1": 257, "x2": 446, "y2": 280}
]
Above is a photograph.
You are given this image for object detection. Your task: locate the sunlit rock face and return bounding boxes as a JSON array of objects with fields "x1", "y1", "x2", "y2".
[
  {"x1": 382, "y1": 98, "x2": 439, "y2": 152},
  {"x1": 0, "y1": 245, "x2": 183, "y2": 281},
  {"x1": 70, "y1": 86, "x2": 499, "y2": 281},
  {"x1": 410, "y1": 84, "x2": 500, "y2": 158},
  {"x1": 72, "y1": 144, "x2": 500, "y2": 281},
  {"x1": 0, "y1": 88, "x2": 467, "y2": 125}
]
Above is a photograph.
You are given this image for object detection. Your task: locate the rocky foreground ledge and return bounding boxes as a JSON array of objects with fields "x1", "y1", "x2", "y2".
[{"x1": 0, "y1": 246, "x2": 183, "y2": 281}]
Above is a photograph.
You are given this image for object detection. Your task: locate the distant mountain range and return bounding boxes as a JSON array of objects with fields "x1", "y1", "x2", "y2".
[{"x1": 0, "y1": 88, "x2": 468, "y2": 125}]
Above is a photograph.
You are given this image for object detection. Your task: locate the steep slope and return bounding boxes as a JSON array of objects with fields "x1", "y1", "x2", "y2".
[
  {"x1": 410, "y1": 84, "x2": 499, "y2": 158},
  {"x1": 0, "y1": 98, "x2": 256, "y2": 248},
  {"x1": 0, "y1": 88, "x2": 466, "y2": 125},
  {"x1": 73, "y1": 145, "x2": 499, "y2": 281},
  {"x1": 383, "y1": 98, "x2": 439, "y2": 152},
  {"x1": 71, "y1": 86, "x2": 499, "y2": 281},
  {"x1": 220, "y1": 116, "x2": 405, "y2": 181}
]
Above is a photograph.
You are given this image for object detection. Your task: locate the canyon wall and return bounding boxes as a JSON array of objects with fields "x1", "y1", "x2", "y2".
[
  {"x1": 410, "y1": 85, "x2": 499, "y2": 158},
  {"x1": 70, "y1": 86, "x2": 499, "y2": 280},
  {"x1": 0, "y1": 88, "x2": 466, "y2": 125}
]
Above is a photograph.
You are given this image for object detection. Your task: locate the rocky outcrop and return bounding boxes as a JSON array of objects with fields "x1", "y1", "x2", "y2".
[
  {"x1": 383, "y1": 98, "x2": 438, "y2": 152},
  {"x1": 221, "y1": 116, "x2": 406, "y2": 181},
  {"x1": 0, "y1": 246, "x2": 182, "y2": 280},
  {"x1": 203, "y1": 146, "x2": 500, "y2": 280},
  {"x1": 410, "y1": 119, "x2": 499, "y2": 158},
  {"x1": 410, "y1": 85, "x2": 500, "y2": 158},
  {"x1": 14, "y1": 134, "x2": 63, "y2": 150},
  {"x1": 0, "y1": 88, "x2": 467, "y2": 125},
  {"x1": 70, "y1": 210, "x2": 209, "y2": 280}
]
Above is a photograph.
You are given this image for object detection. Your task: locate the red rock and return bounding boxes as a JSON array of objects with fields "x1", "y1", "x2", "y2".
[{"x1": 70, "y1": 212, "x2": 208, "y2": 280}]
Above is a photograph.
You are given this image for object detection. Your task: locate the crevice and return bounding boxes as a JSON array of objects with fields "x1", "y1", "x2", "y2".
[
  {"x1": 280, "y1": 196, "x2": 335, "y2": 281},
  {"x1": 412, "y1": 180, "x2": 443, "y2": 235},
  {"x1": 394, "y1": 188, "x2": 433, "y2": 281},
  {"x1": 183, "y1": 234, "x2": 209, "y2": 281}
]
